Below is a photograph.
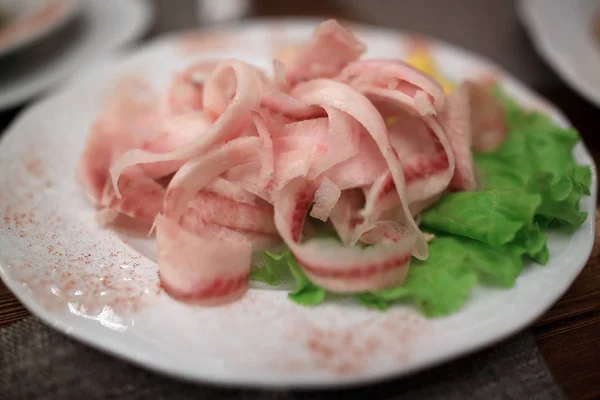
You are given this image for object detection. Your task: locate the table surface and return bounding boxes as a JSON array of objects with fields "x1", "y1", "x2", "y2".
[{"x1": 1, "y1": 1, "x2": 600, "y2": 399}]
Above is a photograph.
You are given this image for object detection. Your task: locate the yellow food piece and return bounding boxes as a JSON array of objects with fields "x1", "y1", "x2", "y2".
[{"x1": 405, "y1": 48, "x2": 453, "y2": 94}]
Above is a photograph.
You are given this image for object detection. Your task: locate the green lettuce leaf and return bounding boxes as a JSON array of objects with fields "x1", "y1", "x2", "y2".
[
  {"x1": 515, "y1": 223, "x2": 548, "y2": 264},
  {"x1": 354, "y1": 293, "x2": 389, "y2": 311},
  {"x1": 484, "y1": 86, "x2": 581, "y2": 180},
  {"x1": 528, "y1": 171, "x2": 589, "y2": 229},
  {"x1": 251, "y1": 249, "x2": 325, "y2": 306},
  {"x1": 421, "y1": 187, "x2": 542, "y2": 248},
  {"x1": 477, "y1": 87, "x2": 591, "y2": 229},
  {"x1": 287, "y1": 255, "x2": 326, "y2": 306},
  {"x1": 491, "y1": 116, "x2": 578, "y2": 180},
  {"x1": 249, "y1": 251, "x2": 291, "y2": 286},
  {"x1": 374, "y1": 238, "x2": 478, "y2": 317},
  {"x1": 372, "y1": 236, "x2": 525, "y2": 317}
]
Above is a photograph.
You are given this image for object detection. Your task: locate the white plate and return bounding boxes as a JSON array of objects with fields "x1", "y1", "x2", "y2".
[
  {"x1": 0, "y1": 0, "x2": 83, "y2": 57},
  {"x1": 0, "y1": 0, "x2": 152, "y2": 111},
  {"x1": 0, "y1": 19, "x2": 596, "y2": 388},
  {"x1": 518, "y1": 0, "x2": 600, "y2": 106}
]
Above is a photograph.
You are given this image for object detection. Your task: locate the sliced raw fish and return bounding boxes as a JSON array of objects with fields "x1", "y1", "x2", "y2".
[
  {"x1": 273, "y1": 179, "x2": 415, "y2": 293},
  {"x1": 286, "y1": 19, "x2": 366, "y2": 85},
  {"x1": 78, "y1": 19, "x2": 512, "y2": 306},
  {"x1": 156, "y1": 215, "x2": 252, "y2": 305},
  {"x1": 466, "y1": 80, "x2": 507, "y2": 153},
  {"x1": 165, "y1": 60, "x2": 220, "y2": 115}
]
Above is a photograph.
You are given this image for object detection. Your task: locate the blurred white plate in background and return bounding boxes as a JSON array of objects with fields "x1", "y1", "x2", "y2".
[
  {"x1": 518, "y1": 0, "x2": 600, "y2": 106},
  {"x1": 0, "y1": 0, "x2": 153, "y2": 111},
  {"x1": 0, "y1": 0, "x2": 83, "y2": 57}
]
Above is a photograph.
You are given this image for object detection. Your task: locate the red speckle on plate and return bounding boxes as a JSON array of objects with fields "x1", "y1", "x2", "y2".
[
  {"x1": 270, "y1": 308, "x2": 426, "y2": 376},
  {"x1": 23, "y1": 155, "x2": 44, "y2": 178},
  {"x1": 1, "y1": 155, "x2": 159, "y2": 321},
  {"x1": 307, "y1": 337, "x2": 335, "y2": 359}
]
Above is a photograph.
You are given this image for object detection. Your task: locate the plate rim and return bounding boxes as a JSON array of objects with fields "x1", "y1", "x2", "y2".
[
  {"x1": 0, "y1": 18, "x2": 597, "y2": 388},
  {"x1": 517, "y1": 0, "x2": 600, "y2": 106},
  {"x1": 0, "y1": 0, "x2": 84, "y2": 57},
  {"x1": 0, "y1": 0, "x2": 154, "y2": 111}
]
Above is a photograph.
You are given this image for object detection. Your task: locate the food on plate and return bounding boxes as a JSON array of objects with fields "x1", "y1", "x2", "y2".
[{"x1": 78, "y1": 20, "x2": 591, "y2": 315}]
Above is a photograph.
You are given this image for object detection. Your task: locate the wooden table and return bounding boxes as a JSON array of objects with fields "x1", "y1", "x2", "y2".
[{"x1": 1, "y1": 1, "x2": 600, "y2": 399}]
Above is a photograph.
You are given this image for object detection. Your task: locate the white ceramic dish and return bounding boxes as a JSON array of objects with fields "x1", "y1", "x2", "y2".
[
  {"x1": 518, "y1": 0, "x2": 600, "y2": 106},
  {"x1": 0, "y1": 19, "x2": 596, "y2": 388},
  {"x1": 0, "y1": 0, "x2": 152, "y2": 111},
  {"x1": 0, "y1": 0, "x2": 83, "y2": 57}
]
